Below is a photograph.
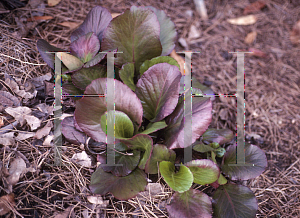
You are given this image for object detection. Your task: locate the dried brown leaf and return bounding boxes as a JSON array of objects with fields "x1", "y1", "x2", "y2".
[
  {"x1": 227, "y1": 15, "x2": 257, "y2": 25},
  {"x1": 243, "y1": 1, "x2": 266, "y2": 15},
  {"x1": 87, "y1": 196, "x2": 109, "y2": 206},
  {"x1": 0, "y1": 194, "x2": 15, "y2": 216},
  {"x1": 27, "y1": 16, "x2": 53, "y2": 22},
  {"x1": 5, "y1": 107, "x2": 41, "y2": 130},
  {"x1": 111, "y1": 13, "x2": 121, "y2": 18},
  {"x1": 245, "y1": 31, "x2": 257, "y2": 44},
  {"x1": 54, "y1": 206, "x2": 73, "y2": 218},
  {"x1": 170, "y1": 50, "x2": 185, "y2": 75},
  {"x1": 35, "y1": 121, "x2": 53, "y2": 139},
  {"x1": 4, "y1": 75, "x2": 36, "y2": 100},
  {"x1": 249, "y1": 47, "x2": 267, "y2": 58},
  {"x1": 290, "y1": 21, "x2": 300, "y2": 45},
  {"x1": 58, "y1": 21, "x2": 82, "y2": 30},
  {"x1": 7, "y1": 157, "x2": 35, "y2": 186},
  {"x1": 48, "y1": 0, "x2": 61, "y2": 7},
  {"x1": 71, "y1": 151, "x2": 92, "y2": 168}
]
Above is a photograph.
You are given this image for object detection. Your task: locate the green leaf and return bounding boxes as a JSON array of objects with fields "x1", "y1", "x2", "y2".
[
  {"x1": 193, "y1": 142, "x2": 215, "y2": 153},
  {"x1": 90, "y1": 167, "x2": 147, "y2": 200},
  {"x1": 62, "y1": 83, "x2": 84, "y2": 97},
  {"x1": 185, "y1": 159, "x2": 220, "y2": 185},
  {"x1": 101, "y1": 6, "x2": 162, "y2": 71},
  {"x1": 139, "y1": 120, "x2": 167, "y2": 135},
  {"x1": 159, "y1": 161, "x2": 193, "y2": 193},
  {"x1": 202, "y1": 128, "x2": 234, "y2": 145},
  {"x1": 145, "y1": 144, "x2": 176, "y2": 174},
  {"x1": 215, "y1": 147, "x2": 226, "y2": 157},
  {"x1": 217, "y1": 174, "x2": 227, "y2": 185},
  {"x1": 146, "y1": 6, "x2": 177, "y2": 56},
  {"x1": 139, "y1": 56, "x2": 180, "y2": 76},
  {"x1": 56, "y1": 52, "x2": 83, "y2": 71},
  {"x1": 101, "y1": 142, "x2": 140, "y2": 176},
  {"x1": 166, "y1": 189, "x2": 212, "y2": 218},
  {"x1": 100, "y1": 110, "x2": 134, "y2": 139},
  {"x1": 119, "y1": 63, "x2": 136, "y2": 91},
  {"x1": 121, "y1": 134, "x2": 153, "y2": 169},
  {"x1": 135, "y1": 63, "x2": 181, "y2": 122},
  {"x1": 221, "y1": 143, "x2": 267, "y2": 180},
  {"x1": 212, "y1": 184, "x2": 258, "y2": 218},
  {"x1": 72, "y1": 65, "x2": 106, "y2": 90}
]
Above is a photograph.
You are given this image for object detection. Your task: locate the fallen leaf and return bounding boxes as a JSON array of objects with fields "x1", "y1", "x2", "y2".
[
  {"x1": 54, "y1": 206, "x2": 73, "y2": 218},
  {"x1": 249, "y1": 47, "x2": 267, "y2": 58},
  {"x1": 35, "y1": 103, "x2": 54, "y2": 116},
  {"x1": 227, "y1": 15, "x2": 257, "y2": 25},
  {"x1": 178, "y1": 37, "x2": 188, "y2": 48},
  {"x1": 35, "y1": 121, "x2": 53, "y2": 139},
  {"x1": 71, "y1": 151, "x2": 92, "y2": 167},
  {"x1": 290, "y1": 20, "x2": 300, "y2": 45},
  {"x1": 188, "y1": 25, "x2": 201, "y2": 40},
  {"x1": 0, "y1": 194, "x2": 15, "y2": 216},
  {"x1": 58, "y1": 22, "x2": 81, "y2": 30},
  {"x1": 44, "y1": 81, "x2": 55, "y2": 97},
  {"x1": 170, "y1": 50, "x2": 185, "y2": 75},
  {"x1": 87, "y1": 196, "x2": 109, "y2": 207},
  {"x1": 43, "y1": 135, "x2": 54, "y2": 146},
  {"x1": 0, "y1": 91, "x2": 20, "y2": 109},
  {"x1": 27, "y1": 16, "x2": 53, "y2": 22},
  {"x1": 4, "y1": 74, "x2": 35, "y2": 100},
  {"x1": 16, "y1": 132, "x2": 35, "y2": 140},
  {"x1": 0, "y1": 117, "x2": 3, "y2": 128},
  {"x1": 0, "y1": 138, "x2": 14, "y2": 146},
  {"x1": 30, "y1": 73, "x2": 52, "y2": 89},
  {"x1": 243, "y1": 0, "x2": 266, "y2": 15},
  {"x1": 244, "y1": 31, "x2": 257, "y2": 44},
  {"x1": 5, "y1": 106, "x2": 42, "y2": 130},
  {"x1": 111, "y1": 13, "x2": 121, "y2": 18},
  {"x1": 48, "y1": 0, "x2": 61, "y2": 7}
]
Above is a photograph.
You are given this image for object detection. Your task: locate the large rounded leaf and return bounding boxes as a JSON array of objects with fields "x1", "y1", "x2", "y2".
[
  {"x1": 165, "y1": 96, "x2": 212, "y2": 149},
  {"x1": 159, "y1": 161, "x2": 193, "y2": 193},
  {"x1": 121, "y1": 134, "x2": 153, "y2": 169},
  {"x1": 221, "y1": 143, "x2": 267, "y2": 180},
  {"x1": 119, "y1": 63, "x2": 136, "y2": 91},
  {"x1": 166, "y1": 189, "x2": 212, "y2": 218},
  {"x1": 185, "y1": 159, "x2": 220, "y2": 185},
  {"x1": 146, "y1": 6, "x2": 177, "y2": 56},
  {"x1": 37, "y1": 39, "x2": 67, "y2": 70},
  {"x1": 139, "y1": 56, "x2": 180, "y2": 76},
  {"x1": 72, "y1": 65, "x2": 106, "y2": 90},
  {"x1": 101, "y1": 142, "x2": 140, "y2": 176},
  {"x1": 145, "y1": 144, "x2": 176, "y2": 174},
  {"x1": 212, "y1": 184, "x2": 258, "y2": 218},
  {"x1": 100, "y1": 110, "x2": 134, "y2": 139},
  {"x1": 202, "y1": 128, "x2": 234, "y2": 145},
  {"x1": 74, "y1": 78, "x2": 143, "y2": 142},
  {"x1": 90, "y1": 167, "x2": 147, "y2": 200},
  {"x1": 61, "y1": 116, "x2": 87, "y2": 145},
  {"x1": 101, "y1": 6, "x2": 162, "y2": 70},
  {"x1": 56, "y1": 52, "x2": 83, "y2": 71},
  {"x1": 139, "y1": 121, "x2": 167, "y2": 135},
  {"x1": 70, "y1": 32, "x2": 100, "y2": 63},
  {"x1": 136, "y1": 63, "x2": 181, "y2": 122},
  {"x1": 71, "y1": 6, "x2": 112, "y2": 42}
]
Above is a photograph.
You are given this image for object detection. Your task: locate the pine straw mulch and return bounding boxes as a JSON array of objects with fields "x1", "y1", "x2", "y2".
[{"x1": 0, "y1": 0, "x2": 299, "y2": 217}]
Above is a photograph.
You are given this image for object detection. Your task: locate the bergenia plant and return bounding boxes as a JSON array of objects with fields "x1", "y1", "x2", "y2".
[{"x1": 37, "y1": 5, "x2": 268, "y2": 218}]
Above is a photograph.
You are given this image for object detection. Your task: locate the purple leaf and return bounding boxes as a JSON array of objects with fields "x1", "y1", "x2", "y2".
[
  {"x1": 61, "y1": 116, "x2": 86, "y2": 145},
  {"x1": 71, "y1": 6, "x2": 112, "y2": 42},
  {"x1": 70, "y1": 32, "x2": 100, "y2": 63},
  {"x1": 101, "y1": 6, "x2": 162, "y2": 70},
  {"x1": 165, "y1": 96, "x2": 212, "y2": 149},
  {"x1": 135, "y1": 63, "x2": 181, "y2": 122},
  {"x1": 202, "y1": 128, "x2": 234, "y2": 145}
]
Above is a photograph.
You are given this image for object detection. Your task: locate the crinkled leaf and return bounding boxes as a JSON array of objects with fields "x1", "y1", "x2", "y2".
[
  {"x1": 36, "y1": 39, "x2": 67, "y2": 70},
  {"x1": 90, "y1": 167, "x2": 147, "y2": 200},
  {"x1": 185, "y1": 159, "x2": 220, "y2": 185},
  {"x1": 212, "y1": 184, "x2": 258, "y2": 218},
  {"x1": 139, "y1": 56, "x2": 180, "y2": 76},
  {"x1": 71, "y1": 6, "x2": 112, "y2": 42},
  {"x1": 62, "y1": 83, "x2": 84, "y2": 97},
  {"x1": 56, "y1": 52, "x2": 83, "y2": 72},
  {"x1": 84, "y1": 52, "x2": 106, "y2": 68},
  {"x1": 202, "y1": 128, "x2": 234, "y2": 145},
  {"x1": 136, "y1": 63, "x2": 181, "y2": 122},
  {"x1": 100, "y1": 110, "x2": 134, "y2": 139},
  {"x1": 145, "y1": 6, "x2": 176, "y2": 56},
  {"x1": 101, "y1": 6, "x2": 162, "y2": 70},
  {"x1": 70, "y1": 32, "x2": 100, "y2": 63},
  {"x1": 145, "y1": 144, "x2": 176, "y2": 174},
  {"x1": 101, "y1": 142, "x2": 140, "y2": 176},
  {"x1": 166, "y1": 189, "x2": 212, "y2": 218},
  {"x1": 72, "y1": 65, "x2": 106, "y2": 90},
  {"x1": 165, "y1": 96, "x2": 212, "y2": 149},
  {"x1": 61, "y1": 116, "x2": 87, "y2": 145},
  {"x1": 121, "y1": 134, "x2": 153, "y2": 169},
  {"x1": 139, "y1": 120, "x2": 167, "y2": 135},
  {"x1": 221, "y1": 143, "x2": 267, "y2": 180},
  {"x1": 193, "y1": 142, "x2": 215, "y2": 153},
  {"x1": 74, "y1": 78, "x2": 143, "y2": 142},
  {"x1": 119, "y1": 63, "x2": 136, "y2": 91},
  {"x1": 159, "y1": 161, "x2": 193, "y2": 193}
]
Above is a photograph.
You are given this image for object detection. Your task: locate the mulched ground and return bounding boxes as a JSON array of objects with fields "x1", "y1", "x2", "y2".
[{"x1": 0, "y1": 0, "x2": 299, "y2": 217}]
